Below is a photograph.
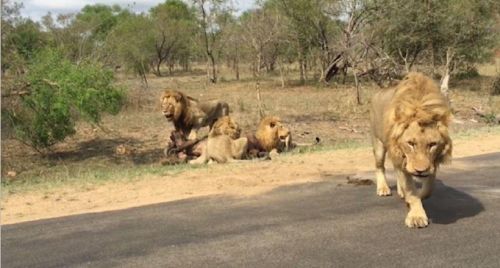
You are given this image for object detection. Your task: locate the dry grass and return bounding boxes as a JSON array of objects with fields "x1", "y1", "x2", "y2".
[{"x1": 1, "y1": 65, "x2": 499, "y2": 191}]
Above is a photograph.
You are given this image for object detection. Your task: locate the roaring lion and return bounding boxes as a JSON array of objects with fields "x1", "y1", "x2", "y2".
[
  {"x1": 370, "y1": 72, "x2": 452, "y2": 228},
  {"x1": 189, "y1": 116, "x2": 248, "y2": 164},
  {"x1": 161, "y1": 89, "x2": 229, "y2": 141},
  {"x1": 246, "y1": 116, "x2": 293, "y2": 159}
]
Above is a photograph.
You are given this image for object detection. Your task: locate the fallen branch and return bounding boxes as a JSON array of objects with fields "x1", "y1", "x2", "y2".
[{"x1": 42, "y1": 79, "x2": 60, "y2": 88}]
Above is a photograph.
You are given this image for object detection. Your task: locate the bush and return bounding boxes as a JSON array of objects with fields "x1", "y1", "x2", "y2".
[
  {"x1": 3, "y1": 49, "x2": 125, "y2": 151},
  {"x1": 455, "y1": 66, "x2": 480, "y2": 80}
]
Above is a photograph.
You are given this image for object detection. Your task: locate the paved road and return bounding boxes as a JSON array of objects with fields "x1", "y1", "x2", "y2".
[{"x1": 2, "y1": 153, "x2": 500, "y2": 268}]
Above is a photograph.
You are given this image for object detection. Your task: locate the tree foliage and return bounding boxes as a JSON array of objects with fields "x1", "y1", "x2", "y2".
[
  {"x1": 3, "y1": 49, "x2": 124, "y2": 150},
  {"x1": 2, "y1": 0, "x2": 499, "y2": 94},
  {"x1": 107, "y1": 13, "x2": 156, "y2": 85}
]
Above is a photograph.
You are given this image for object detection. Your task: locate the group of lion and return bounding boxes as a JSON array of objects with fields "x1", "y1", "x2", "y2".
[
  {"x1": 160, "y1": 90, "x2": 294, "y2": 165},
  {"x1": 160, "y1": 72, "x2": 453, "y2": 229}
]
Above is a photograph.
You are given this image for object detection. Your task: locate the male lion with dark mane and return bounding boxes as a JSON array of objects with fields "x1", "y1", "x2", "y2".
[
  {"x1": 161, "y1": 90, "x2": 229, "y2": 156},
  {"x1": 370, "y1": 72, "x2": 452, "y2": 228},
  {"x1": 161, "y1": 89, "x2": 229, "y2": 140}
]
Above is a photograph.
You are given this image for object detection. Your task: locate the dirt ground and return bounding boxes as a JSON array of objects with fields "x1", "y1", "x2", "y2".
[
  {"x1": 2, "y1": 71, "x2": 498, "y2": 184},
  {"x1": 2, "y1": 67, "x2": 500, "y2": 224},
  {"x1": 2, "y1": 130, "x2": 499, "y2": 225}
]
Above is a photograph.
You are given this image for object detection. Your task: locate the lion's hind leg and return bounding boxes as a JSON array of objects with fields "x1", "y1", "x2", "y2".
[{"x1": 373, "y1": 137, "x2": 391, "y2": 196}]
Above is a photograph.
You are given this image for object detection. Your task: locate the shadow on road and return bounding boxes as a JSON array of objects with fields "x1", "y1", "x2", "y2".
[{"x1": 425, "y1": 179, "x2": 485, "y2": 225}]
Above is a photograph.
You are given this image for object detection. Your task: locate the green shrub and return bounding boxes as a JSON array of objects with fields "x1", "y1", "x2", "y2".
[
  {"x1": 3, "y1": 49, "x2": 124, "y2": 151},
  {"x1": 455, "y1": 66, "x2": 480, "y2": 80}
]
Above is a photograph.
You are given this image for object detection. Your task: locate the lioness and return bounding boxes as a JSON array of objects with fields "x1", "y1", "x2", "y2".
[
  {"x1": 161, "y1": 90, "x2": 229, "y2": 141},
  {"x1": 370, "y1": 72, "x2": 452, "y2": 228},
  {"x1": 189, "y1": 116, "x2": 248, "y2": 164}
]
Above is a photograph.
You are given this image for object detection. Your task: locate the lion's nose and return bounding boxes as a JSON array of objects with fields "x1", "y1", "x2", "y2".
[
  {"x1": 279, "y1": 135, "x2": 287, "y2": 139},
  {"x1": 414, "y1": 166, "x2": 430, "y2": 175}
]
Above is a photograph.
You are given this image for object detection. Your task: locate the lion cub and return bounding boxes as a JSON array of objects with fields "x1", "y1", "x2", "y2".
[
  {"x1": 370, "y1": 72, "x2": 452, "y2": 228},
  {"x1": 189, "y1": 116, "x2": 248, "y2": 164}
]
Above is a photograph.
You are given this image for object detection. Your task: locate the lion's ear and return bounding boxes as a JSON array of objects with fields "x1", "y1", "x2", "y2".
[
  {"x1": 210, "y1": 121, "x2": 222, "y2": 136},
  {"x1": 174, "y1": 93, "x2": 182, "y2": 102}
]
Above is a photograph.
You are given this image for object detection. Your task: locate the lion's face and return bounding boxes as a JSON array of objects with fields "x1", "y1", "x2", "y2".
[
  {"x1": 161, "y1": 90, "x2": 185, "y2": 122},
  {"x1": 211, "y1": 116, "x2": 241, "y2": 139},
  {"x1": 395, "y1": 121, "x2": 451, "y2": 177},
  {"x1": 256, "y1": 116, "x2": 291, "y2": 151}
]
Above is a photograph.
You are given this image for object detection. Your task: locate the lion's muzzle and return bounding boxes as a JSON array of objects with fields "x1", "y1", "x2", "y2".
[{"x1": 163, "y1": 112, "x2": 174, "y2": 120}]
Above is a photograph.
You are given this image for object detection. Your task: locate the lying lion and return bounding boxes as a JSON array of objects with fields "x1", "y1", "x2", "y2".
[
  {"x1": 246, "y1": 116, "x2": 294, "y2": 159},
  {"x1": 370, "y1": 72, "x2": 452, "y2": 228},
  {"x1": 189, "y1": 116, "x2": 248, "y2": 164}
]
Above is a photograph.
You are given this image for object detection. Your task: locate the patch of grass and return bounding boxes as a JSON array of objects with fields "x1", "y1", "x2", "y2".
[
  {"x1": 1, "y1": 162, "x2": 209, "y2": 195},
  {"x1": 289, "y1": 139, "x2": 369, "y2": 155},
  {"x1": 3, "y1": 125, "x2": 499, "y2": 196},
  {"x1": 451, "y1": 125, "x2": 500, "y2": 140}
]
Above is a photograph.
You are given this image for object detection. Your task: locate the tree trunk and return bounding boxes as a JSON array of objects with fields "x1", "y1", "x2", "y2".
[
  {"x1": 278, "y1": 58, "x2": 285, "y2": 88},
  {"x1": 256, "y1": 51, "x2": 262, "y2": 75},
  {"x1": 208, "y1": 53, "x2": 217, "y2": 83},
  {"x1": 303, "y1": 56, "x2": 308, "y2": 82},
  {"x1": 155, "y1": 61, "x2": 162, "y2": 77},
  {"x1": 140, "y1": 62, "x2": 148, "y2": 89},
  {"x1": 298, "y1": 49, "x2": 305, "y2": 84},
  {"x1": 168, "y1": 63, "x2": 173, "y2": 75},
  {"x1": 324, "y1": 53, "x2": 343, "y2": 82},
  {"x1": 342, "y1": 64, "x2": 348, "y2": 84},
  {"x1": 440, "y1": 71, "x2": 450, "y2": 96},
  {"x1": 234, "y1": 57, "x2": 240, "y2": 81},
  {"x1": 440, "y1": 47, "x2": 454, "y2": 97},
  {"x1": 199, "y1": 0, "x2": 216, "y2": 83},
  {"x1": 353, "y1": 71, "x2": 361, "y2": 105}
]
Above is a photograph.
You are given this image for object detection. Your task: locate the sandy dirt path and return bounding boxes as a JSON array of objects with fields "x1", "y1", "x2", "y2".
[{"x1": 2, "y1": 133, "x2": 499, "y2": 224}]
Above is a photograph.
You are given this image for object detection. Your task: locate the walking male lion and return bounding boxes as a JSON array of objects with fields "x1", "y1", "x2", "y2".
[{"x1": 370, "y1": 72, "x2": 452, "y2": 228}]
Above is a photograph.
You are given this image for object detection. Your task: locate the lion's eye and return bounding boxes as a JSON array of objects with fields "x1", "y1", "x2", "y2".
[
  {"x1": 428, "y1": 142, "x2": 437, "y2": 149},
  {"x1": 270, "y1": 123, "x2": 276, "y2": 128},
  {"x1": 407, "y1": 141, "x2": 416, "y2": 148}
]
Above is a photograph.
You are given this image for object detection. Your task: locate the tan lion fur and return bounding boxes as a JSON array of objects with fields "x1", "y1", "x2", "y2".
[
  {"x1": 247, "y1": 116, "x2": 292, "y2": 158},
  {"x1": 189, "y1": 116, "x2": 248, "y2": 164},
  {"x1": 161, "y1": 89, "x2": 229, "y2": 140},
  {"x1": 370, "y1": 72, "x2": 452, "y2": 228},
  {"x1": 256, "y1": 116, "x2": 291, "y2": 151}
]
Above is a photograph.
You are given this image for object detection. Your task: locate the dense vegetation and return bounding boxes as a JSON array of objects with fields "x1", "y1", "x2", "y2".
[{"x1": 1, "y1": 0, "x2": 499, "y2": 150}]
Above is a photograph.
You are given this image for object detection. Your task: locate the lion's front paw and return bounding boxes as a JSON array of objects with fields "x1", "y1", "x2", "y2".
[
  {"x1": 377, "y1": 186, "x2": 392, "y2": 196},
  {"x1": 405, "y1": 211, "x2": 429, "y2": 228}
]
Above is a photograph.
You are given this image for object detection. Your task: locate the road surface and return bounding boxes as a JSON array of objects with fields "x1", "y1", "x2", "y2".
[{"x1": 2, "y1": 152, "x2": 500, "y2": 267}]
